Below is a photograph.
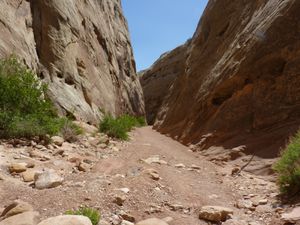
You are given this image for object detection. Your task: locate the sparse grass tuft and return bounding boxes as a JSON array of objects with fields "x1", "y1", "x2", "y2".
[
  {"x1": 60, "y1": 118, "x2": 83, "y2": 142},
  {"x1": 273, "y1": 130, "x2": 300, "y2": 195},
  {"x1": 99, "y1": 114, "x2": 146, "y2": 140},
  {"x1": 66, "y1": 207, "x2": 100, "y2": 225}
]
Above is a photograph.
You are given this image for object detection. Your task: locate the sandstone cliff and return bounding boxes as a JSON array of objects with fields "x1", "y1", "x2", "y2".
[
  {"x1": 140, "y1": 40, "x2": 190, "y2": 125},
  {"x1": 0, "y1": 0, "x2": 144, "y2": 124},
  {"x1": 146, "y1": 0, "x2": 300, "y2": 157}
]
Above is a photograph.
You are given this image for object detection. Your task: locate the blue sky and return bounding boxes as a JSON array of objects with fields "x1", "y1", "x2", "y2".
[{"x1": 122, "y1": 0, "x2": 208, "y2": 71}]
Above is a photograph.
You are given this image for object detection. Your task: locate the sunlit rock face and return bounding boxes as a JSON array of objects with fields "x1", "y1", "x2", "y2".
[
  {"x1": 146, "y1": 0, "x2": 300, "y2": 157},
  {"x1": 0, "y1": 0, "x2": 145, "y2": 123}
]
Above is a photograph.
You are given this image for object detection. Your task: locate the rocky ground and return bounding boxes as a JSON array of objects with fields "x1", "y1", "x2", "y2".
[{"x1": 0, "y1": 125, "x2": 299, "y2": 225}]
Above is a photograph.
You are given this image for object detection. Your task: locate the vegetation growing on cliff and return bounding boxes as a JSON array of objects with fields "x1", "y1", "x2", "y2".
[
  {"x1": 273, "y1": 130, "x2": 300, "y2": 195},
  {"x1": 0, "y1": 56, "x2": 79, "y2": 140}
]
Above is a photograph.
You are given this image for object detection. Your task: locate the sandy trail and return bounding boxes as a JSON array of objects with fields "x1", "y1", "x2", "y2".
[{"x1": 0, "y1": 126, "x2": 280, "y2": 224}]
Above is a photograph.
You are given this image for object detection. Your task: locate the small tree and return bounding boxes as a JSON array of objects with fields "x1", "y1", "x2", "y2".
[{"x1": 0, "y1": 56, "x2": 80, "y2": 139}]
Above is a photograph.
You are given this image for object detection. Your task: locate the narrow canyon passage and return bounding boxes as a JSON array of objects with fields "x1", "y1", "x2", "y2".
[
  {"x1": 0, "y1": 127, "x2": 281, "y2": 224},
  {"x1": 0, "y1": 0, "x2": 300, "y2": 224}
]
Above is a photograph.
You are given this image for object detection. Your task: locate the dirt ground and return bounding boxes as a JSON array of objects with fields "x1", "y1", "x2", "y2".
[{"x1": 0, "y1": 126, "x2": 289, "y2": 224}]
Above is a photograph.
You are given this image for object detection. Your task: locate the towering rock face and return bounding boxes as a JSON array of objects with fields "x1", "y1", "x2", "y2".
[
  {"x1": 0, "y1": 0, "x2": 144, "y2": 123},
  {"x1": 147, "y1": 0, "x2": 300, "y2": 157},
  {"x1": 140, "y1": 41, "x2": 190, "y2": 125}
]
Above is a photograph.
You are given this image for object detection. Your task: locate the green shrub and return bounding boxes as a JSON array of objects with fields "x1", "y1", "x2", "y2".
[
  {"x1": 99, "y1": 115, "x2": 128, "y2": 140},
  {"x1": 0, "y1": 56, "x2": 80, "y2": 140},
  {"x1": 66, "y1": 207, "x2": 100, "y2": 225},
  {"x1": 99, "y1": 114, "x2": 146, "y2": 140},
  {"x1": 6, "y1": 115, "x2": 63, "y2": 138},
  {"x1": 273, "y1": 130, "x2": 300, "y2": 194},
  {"x1": 136, "y1": 116, "x2": 146, "y2": 126}
]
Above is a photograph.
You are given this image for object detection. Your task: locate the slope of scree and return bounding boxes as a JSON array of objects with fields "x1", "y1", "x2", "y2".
[
  {"x1": 142, "y1": 0, "x2": 300, "y2": 158},
  {"x1": 0, "y1": 0, "x2": 145, "y2": 124}
]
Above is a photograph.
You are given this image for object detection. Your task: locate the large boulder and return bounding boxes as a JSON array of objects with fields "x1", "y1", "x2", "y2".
[
  {"x1": 0, "y1": 211, "x2": 39, "y2": 225},
  {"x1": 37, "y1": 215, "x2": 92, "y2": 225},
  {"x1": 282, "y1": 207, "x2": 300, "y2": 223},
  {"x1": 1, "y1": 200, "x2": 33, "y2": 219},
  {"x1": 0, "y1": 0, "x2": 144, "y2": 124}
]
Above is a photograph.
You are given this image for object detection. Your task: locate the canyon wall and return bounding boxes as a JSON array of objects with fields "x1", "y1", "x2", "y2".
[
  {"x1": 145, "y1": 0, "x2": 300, "y2": 157},
  {"x1": 140, "y1": 40, "x2": 190, "y2": 125},
  {"x1": 0, "y1": 0, "x2": 145, "y2": 124}
]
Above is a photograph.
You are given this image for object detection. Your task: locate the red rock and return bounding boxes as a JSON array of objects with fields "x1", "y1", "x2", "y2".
[{"x1": 141, "y1": 0, "x2": 300, "y2": 157}]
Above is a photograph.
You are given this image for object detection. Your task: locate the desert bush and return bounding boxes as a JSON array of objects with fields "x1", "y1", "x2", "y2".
[
  {"x1": 273, "y1": 130, "x2": 300, "y2": 194},
  {"x1": 135, "y1": 115, "x2": 146, "y2": 127},
  {"x1": 59, "y1": 118, "x2": 83, "y2": 142},
  {"x1": 99, "y1": 114, "x2": 146, "y2": 140},
  {"x1": 0, "y1": 56, "x2": 80, "y2": 140},
  {"x1": 66, "y1": 207, "x2": 100, "y2": 225}
]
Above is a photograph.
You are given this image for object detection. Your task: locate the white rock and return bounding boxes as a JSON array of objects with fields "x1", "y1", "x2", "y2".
[
  {"x1": 249, "y1": 222, "x2": 262, "y2": 225},
  {"x1": 162, "y1": 217, "x2": 173, "y2": 223},
  {"x1": 236, "y1": 199, "x2": 253, "y2": 209},
  {"x1": 121, "y1": 221, "x2": 134, "y2": 225},
  {"x1": 282, "y1": 207, "x2": 300, "y2": 223},
  {"x1": 142, "y1": 156, "x2": 167, "y2": 165},
  {"x1": 111, "y1": 147, "x2": 119, "y2": 152},
  {"x1": 38, "y1": 215, "x2": 92, "y2": 225},
  {"x1": 34, "y1": 170, "x2": 64, "y2": 189},
  {"x1": 208, "y1": 194, "x2": 219, "y2": 199},
  {"x1": 174, "y1": 163, "x2": 185, "y2": 168},
  {"x1": 190, "y1": 164, "x2": 201, "y2": 170},
  {"x1": 116, "y1": 188, "x2": 130, "y2": 194}
]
